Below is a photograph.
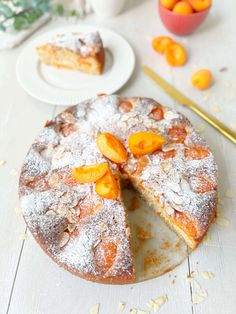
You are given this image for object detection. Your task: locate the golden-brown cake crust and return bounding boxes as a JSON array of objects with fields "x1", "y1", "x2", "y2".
[{"x1": 19, "y1": 95, "x2": 217, "y2": 284}]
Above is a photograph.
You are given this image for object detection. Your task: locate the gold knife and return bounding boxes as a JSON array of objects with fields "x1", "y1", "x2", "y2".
[{"x1": 143, "y1": 65, "x2": 236, "y2": 145}]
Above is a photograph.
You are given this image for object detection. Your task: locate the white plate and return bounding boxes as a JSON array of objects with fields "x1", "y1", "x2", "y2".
[{"x1": 16, "y1": 25, "x2": 135, "y2": 106}]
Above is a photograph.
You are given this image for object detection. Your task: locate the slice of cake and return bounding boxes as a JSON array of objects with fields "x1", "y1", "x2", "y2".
[{"x1": 36, "y1": 31, "x2": 105, "y2": 75}]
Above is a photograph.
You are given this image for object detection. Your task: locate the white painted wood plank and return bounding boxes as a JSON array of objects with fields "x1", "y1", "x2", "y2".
[{"x1": 0, "y1": 48, "x2": 55, "y2": 313}]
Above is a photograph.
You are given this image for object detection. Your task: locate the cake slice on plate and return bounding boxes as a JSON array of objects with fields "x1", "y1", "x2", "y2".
[{"x1": 36, "y1": 31, "x2": 105, "y2": 74}]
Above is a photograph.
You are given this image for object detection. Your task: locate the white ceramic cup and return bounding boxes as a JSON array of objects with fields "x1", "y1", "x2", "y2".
[{"x1": 91, "y1": 0, "x2": 126, "y2": 17}]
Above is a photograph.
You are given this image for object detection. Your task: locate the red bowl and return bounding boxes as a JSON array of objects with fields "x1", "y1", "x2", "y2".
[{"x1": 158, "y1": 2, "x2": 211, "y2": 36}]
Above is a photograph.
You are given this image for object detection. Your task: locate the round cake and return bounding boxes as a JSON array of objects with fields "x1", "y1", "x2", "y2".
[{"x1": 19, "y1": 95, "x2": 218, "y2": 284}]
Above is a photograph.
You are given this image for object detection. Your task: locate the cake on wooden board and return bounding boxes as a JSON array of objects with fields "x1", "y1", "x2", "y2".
[
  {"x1": 19, "y1": 95, "x2": 217, "y2": 284},
  {"x1": 36, "y1": 31, "x2": 105, "y2": 75}
]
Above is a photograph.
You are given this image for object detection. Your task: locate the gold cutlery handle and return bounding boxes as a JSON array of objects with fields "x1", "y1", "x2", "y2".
[
  {"x1": 188, "y1": 103, "x2": 236, "y2": 144},
  {"x1": 143, "y1": 65, "x2": 236, "y2": 145}
]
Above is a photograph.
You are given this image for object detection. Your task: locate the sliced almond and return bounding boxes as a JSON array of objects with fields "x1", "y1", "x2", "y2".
[
  {"x1": 118, "y1": 302, "x2": 126, "y2": 312},
  {"x1": 10, "y1": 169, "x2": 18, "y2": 176},
  {"x1": 201, "y1": 271, "x2": 214, "y2": 280},
  {"x1": 0, "y1": 160, "x2": 6, "y2": 166},
  {"x1": 89, "y1": 304, "x2": 100, "y2": 314},
  {"x1": 59, "y1": 232, "x2": 69, "y2": 248},
  {"x1": 192, "y1": 280, "x2": 208, "y2": 304},
  {"x1": 147, "y1": 295, "x2": 168, "y2": 312}
]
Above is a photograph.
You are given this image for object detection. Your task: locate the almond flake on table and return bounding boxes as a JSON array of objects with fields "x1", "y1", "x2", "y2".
[
  {"x1": 225, "y1": 189, "x2": 235, "y2": 198},
  {"x1": 20, "y1": 234, "x2": 27, "y2": 241},
  {"x1": 137, "y1": 310, "x2": 150, "y2": 314},
  {"x1": 14, "y1": 207, "x2": 22, "y2": 214},
  {"x1": 231, "y1": 122, "x2": 236, "y2": 130},
  {"x1": 192, "y1": 280, "x2": 208, "y2": 304},
  {"x1": 216, "y1": 217, "x2": 229, "y2": 226},
  {"x1": 147, "y1": 295, "x2": 168, "y2": 312},
  {"x1": 118, "y1": 302, "x2": 126, "y2": 312},
  {"x1": 0, "y1": 160, "x2": 6, "y2": 166},
  {"x1": 210, "y1": 104, "x2": 221, "y2": 113},
  {"x1": 89, "y1": 304, "x2": 100, "y2": 314},
  {"x1": 196, "y1": 124, "x2": 205, "y2": 133},
  {"x1": 130, "y1": 309, "x2": 137, "y2": 314},
  {"x1": 216, "y1": 208, "x2": 224, "y2": 217},
  {"x1": 201, "y1": 271, "x2": 215, "y2": 280},
  {"x1": 203, "y1": 232, "x2": 211, "y2": 245},
  {"x1": 9, "y1": 168, "x2": 18, "y2": 176}
]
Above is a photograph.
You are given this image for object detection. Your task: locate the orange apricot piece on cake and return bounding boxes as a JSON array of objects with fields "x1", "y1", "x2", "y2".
[
  {"x1": 188, "y1": 0, "x2": 211, "y2": 11},
  {"x1": 160, "y1": 0, "x2": 178, "y2": 9},
  {"x1": 165, "y1": 43, "x2": 187, "y2": 66},
  {"x1": 95, "y1": 169, "x2": 119, "y2": 199},
  {"x1": 172, "y1": 1, "x2": 193, "y2": 14},
  {"x1": 128, "y1": 132, "x2": 165, "y2": 156},
  {"x1": 168, "y1": 127, "x2": 187, "y2": 143},
  {"x1": 94, "y1": 240, "x2": 117, "y2": 270},
  {"x1": 191, "y1": 69, "x2": 213, "y2": 90},
  {"x1": 96, "y1": 133, "x2": 128, "y2": 163},
  {"x1": 150, "y1": 105, "x2": 164, "y2": 121},
  {"x1": 185, "y1": 146, "x2": 210, "y2": 160},
  {"x1": 72, "y1": 162, "x2": 109, "y2": 183},
  {"x1": 152, "y1": 36, "x2": 174, "y2": 53}
]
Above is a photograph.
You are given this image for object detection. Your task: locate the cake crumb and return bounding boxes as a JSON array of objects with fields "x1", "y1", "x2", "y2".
[
  {"x1": 0, "y1": 160, "x2": 6, "y2": 166},
  {"x1": 136, "y1": 225, "x2": 152, "y2": 240},
  {"x1": 201, "y1": 271, "x2": 214, "y2": 280},
  {"x1": 89, "y1": 304, "x2": 99, "y2": 314},
  {"x1": 118, "y1": 302, "x2": 126, "y2": 312},
  {"x1": 216, "y1": 217, "x2": 229, "y2": 227}
]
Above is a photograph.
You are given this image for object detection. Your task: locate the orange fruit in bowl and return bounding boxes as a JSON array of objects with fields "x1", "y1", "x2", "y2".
[
  {"x1": 172, "y1": 1, "x2": 194, "y2": 14},
  {"x1": 164, "y1": 43, "x2": 187, "y2": 66},
  {"x1": 152, "y1": 36, "x2": 174, "y2": 53},
  {"x1": 191, "y1": 69, "x2": 213, "y2": 90},
  {"x1": 160, "y1": 0, "x2": 178, "y2": 10},
  {"x1": 188, "y1": 0, "x2": 212, "y2": 11}
]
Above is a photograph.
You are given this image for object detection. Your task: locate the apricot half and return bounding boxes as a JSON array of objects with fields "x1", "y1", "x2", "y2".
[
  {"x1": 128, "y1": 132, "x2": 165, "y2": 156},
  {"x1": 165, "y1": 43, "x2": 187, "y2": 66},
  {"x1": 152, "y1": 36, "x2": 174, "y2": 53},
  {"x1": 72, "y1": 163, "x2": 109, "y2": 183},
  {"x1": 95, "y1": 170, "x2": 119, "y2": 199},
  {"x1": 191, "y1": 69, "x2": 213, "y2": 90},
  {"x1": 96, "y1": 133, "x2": 128, "y2": 163}
]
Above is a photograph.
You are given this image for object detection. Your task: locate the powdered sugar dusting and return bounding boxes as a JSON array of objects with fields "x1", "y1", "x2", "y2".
[
  {"x1": 19, "y1": 95, "x2": 217, "y2": 281},
  {"x1": 47, "y1": 31, "x2": 103, "y2": 56}
]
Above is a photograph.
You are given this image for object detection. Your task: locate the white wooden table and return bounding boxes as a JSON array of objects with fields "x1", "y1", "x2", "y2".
[{"x1": 1, "y1": 1, "x2": 236, "y2": 313}]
